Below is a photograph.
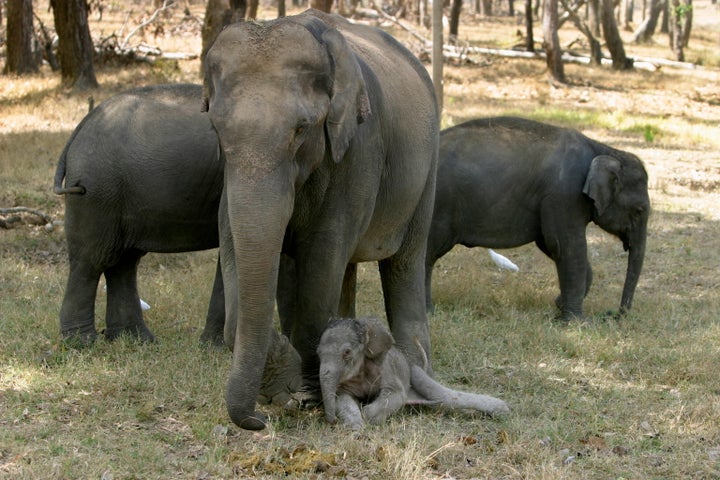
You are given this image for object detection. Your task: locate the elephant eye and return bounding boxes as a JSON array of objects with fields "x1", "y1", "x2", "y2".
[{"x1": 342, "y1": 348, "x2": 353, "y2": 362}]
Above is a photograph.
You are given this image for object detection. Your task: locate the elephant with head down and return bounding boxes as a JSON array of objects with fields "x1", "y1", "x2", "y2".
[{"x1": 202, "y1": 9, "x2": 439, "y2": 429}]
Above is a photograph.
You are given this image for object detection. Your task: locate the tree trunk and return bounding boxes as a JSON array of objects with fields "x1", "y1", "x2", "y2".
[
  {"x1": 631, "y1": 0, "x2": 664, "y2": 42},
  {"x1": 200, "y1": 0, "x2": 246, "y2": 76},
  {"x1": 601, "y1": 0, "x2": 633, "y2": 69},
  {"x1": 668, "y1": 0, "x2": 684, "y2": 61},
  {"x1": 481, "y1": 0, "x2": 492, "y2": 15},
  {"x1": 310, "y1": 0, "x2": 333, "y2": 12},
  {"x1": 588, "y1": 0, "x2": 601, "y2": 37},
  {"x1": 4, "y1": 0, "x2": 39, "y2": 74},
  {"x1": 508, "y1": 0, "x2": 515, "y2": 16},
  {"x1": 543, "y1": 0, "x2": 565, "y2": 83},
  {"x1": 50, "y1": 0, "x2": 98, "y2": 90},
  {"x1": 559, "y1": 0, "x2": 602, "y2": 65},
  {"x1": 449, "y1": 0, "x2": 462, "y2": 44},
  {"x1": 246, "y1": 0, "x2": 258, "y2": 19},
  {"x1": 681, "y1": 0, "x2": 692, "y2": 47},
  {"x1": 525, "y1": 0, "x2": 534, "y2": 51}
]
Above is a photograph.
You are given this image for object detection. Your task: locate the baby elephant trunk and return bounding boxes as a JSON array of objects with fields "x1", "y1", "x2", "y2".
[
  {"x1": 410, "y1": 365, "x2": 510, "y2": 416},
  {"x1": 319, "y1": 367, "x2": 340, "y2": 424}
]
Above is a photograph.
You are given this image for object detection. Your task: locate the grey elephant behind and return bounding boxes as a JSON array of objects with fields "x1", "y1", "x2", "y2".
[
  {"x1": 54, "y1": 84, "x2": 226, "y2": 344},
  {"x1": 426, "y1": 116, "x2": 650, "y2": 320}
]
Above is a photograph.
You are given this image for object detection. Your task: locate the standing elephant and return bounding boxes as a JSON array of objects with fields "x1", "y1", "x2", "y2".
[
  {"x1": 426, "y1": 116, "x2": 649, "y2": 320},
  {"x1": 54, "y1": 84, "x2": 226, "y2": 344},
  {"x1": 203, "y1": 10, "x2": 439, "y2": 430}
]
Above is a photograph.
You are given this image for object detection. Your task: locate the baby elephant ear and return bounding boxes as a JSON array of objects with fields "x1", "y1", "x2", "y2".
[
  {"x1": 359, "y1": 317, "x2": 394, "y2": 360},
  {"x1": 583, "y1": 155, "x2": 621, "y2": 216},
  {"x1": 322, "y1": 27, "x2": 371, "y2": 163}
]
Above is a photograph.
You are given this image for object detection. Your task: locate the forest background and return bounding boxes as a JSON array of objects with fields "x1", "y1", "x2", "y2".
[{"x1": 1, "y1": 0, "x2": 719, "y2": 478}]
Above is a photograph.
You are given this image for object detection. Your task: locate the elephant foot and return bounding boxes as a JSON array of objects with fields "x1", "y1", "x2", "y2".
[
  {"x1": 236, "y1": 411, "x2": 268, "y2": 431},
  {"x1": 199, "y1": 330, "x2": 226, "y2": 348},
  {"x1": 104, "y1": 324, "x2": 156, "y2": 343},
  {"x1": 61, "y1": 327, "x2": 98, "y2": 348}
]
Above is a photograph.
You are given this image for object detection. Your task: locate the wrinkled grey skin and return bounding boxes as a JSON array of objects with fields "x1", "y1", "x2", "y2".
[
  {"x1": 203, "y1": 10, "x2": 439, "y2": 430},
  {"x1": 54, "y1": 84, "x2": 225, "y2": 344},
  {"x1": 426, "y1": 117, "x2": 650, "y2": 320},
  {"x1": 317, "y1": 317, "x2": 510, "y2": 430},
  {"x1": 54, "y1": 84, "x2": 301, "y2": 406}
]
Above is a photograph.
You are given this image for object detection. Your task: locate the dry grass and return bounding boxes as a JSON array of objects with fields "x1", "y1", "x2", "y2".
[{"x1": 2, "y1": 2, "x2": 720, "y2": 479}]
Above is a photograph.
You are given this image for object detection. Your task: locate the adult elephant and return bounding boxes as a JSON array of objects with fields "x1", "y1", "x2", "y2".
[
  {"x1": 426, "y1": 116, "x2": 650, "y2": 320},
  {"x1": 54, "y1": 84, "x2": 226, "y2": 344},
  {"x1": 203, "y1": 10, "x2": 439, "y2": 430}
]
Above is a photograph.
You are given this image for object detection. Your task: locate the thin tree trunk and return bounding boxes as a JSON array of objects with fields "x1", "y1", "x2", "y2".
[
  {"x1": 4, "y1": 0, "x2": 39, "y2": 74},
  {"x1": 310, "y1": 0, "x2": 333, "y2": 12},
  {"x1": 601, "y1": 0, "x2": 633, "y2": 69},
  {"x1": 588, "y1": 0, "x2": 601, "y2": 37},
  {"x1": 543, "y1": 0, "x2": 566, "y2": 83},
  {"x1": 50, "y1": 0, "x2": 98, "y2": 90},
  {"x1": 681, "y1": 0, "x2": 692, "y2": 47},
  {"x1": 631, "y1": 0, "x2": 664, "y2": 42},
  {"x1": 200, "y1": 0, "x2": 247, "y2": 76},
  {"x1": 525, "y1": 0, "x2": 534, "y2": 51},
  {"x1": 449, "y1": 0, "x2": 462, "y2": 43},
  {"x1": 669, "y1": 0, "x2": 684, "y2": 60}
]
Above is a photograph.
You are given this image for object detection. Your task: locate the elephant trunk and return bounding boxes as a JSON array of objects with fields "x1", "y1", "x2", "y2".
[
  {"x1": 223, "y1": 162, "x2": 295, "y2": 430},
  {"x1": 319, "y1": 366, "x2": 340, "y2": 424},
  {"x1": 620, "y1": 217, "x2": 647, "y2": 315}
]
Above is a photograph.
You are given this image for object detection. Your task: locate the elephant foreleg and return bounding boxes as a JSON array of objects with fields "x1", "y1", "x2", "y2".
[
  {"x1": 336, "y1": 392, "x2": 364, "y2": 430},
  {"x1": 104, "y1": 249, "x2": 155, "y2": 342}
]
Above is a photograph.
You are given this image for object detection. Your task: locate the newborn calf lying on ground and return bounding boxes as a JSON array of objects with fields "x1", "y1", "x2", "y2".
[{"x1": 317, "y1": 316, "x2": 510, "y2": 429}]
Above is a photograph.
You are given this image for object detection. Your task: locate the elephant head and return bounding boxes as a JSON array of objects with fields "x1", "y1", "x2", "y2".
[
  {"x1": 583, "y1": 153, "x2": 650, "y2": 315},
  {"x1": 202, "y1": 15, "x2": 371, "y2": 429},
  {"x1": 317, "y1": 317, "x2": 393, "y2": 424}
]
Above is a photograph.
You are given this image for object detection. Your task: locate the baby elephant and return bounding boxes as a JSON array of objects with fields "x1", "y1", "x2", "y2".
[{"x1": 317, "y1": 316, "x2": 509, "y2": 429}]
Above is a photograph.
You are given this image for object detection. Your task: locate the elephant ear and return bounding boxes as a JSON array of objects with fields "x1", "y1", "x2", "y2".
[
  {"x1": 321, "y1": 28, "x2": 372, "y2": 163},
  {"x1": 359, "y1": 317, "x2": 394, "y2": 360},
  {"x1": 583, "y1": 155, "x2": 622, "y2": 216}
]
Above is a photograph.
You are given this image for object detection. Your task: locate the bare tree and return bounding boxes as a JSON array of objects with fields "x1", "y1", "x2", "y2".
[
  {"x1": 449, "y1": 0, "x2": 462, "y2": 44},
  {"x1": 601, "y1": 0, "x2": 633, "y2": 69},
  {"x1": 200, "y1": 0, "x2": 246, "y2": 75},
  {"x1": 310, "y1": 0, "x2": 333, "y2": 12},
  {"x1": 669, "y1": 0, "x2": 691, "y2": 60},
  {"x1": 543, "y1": 0, "x2": 565, "y2": 83},
  {"x1": 50, "y1": 0, "x2": 98, "y2": 90},
  {"x1": 525, "y1": 0, "x2": 534, "y2": 51},
  {"x1": 631, "y1": 0, "x2": 665, "y2": 42},
  {"x1": 4, "y1": 0, "x2": 39, "y2": 74},
  {"x1": 560, "y1": 0, "x2": 602, "y2": 64}
]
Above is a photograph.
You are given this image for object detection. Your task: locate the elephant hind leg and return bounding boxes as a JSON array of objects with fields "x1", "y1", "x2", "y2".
[
  {"x1": 104, "y1": 249, "x2": 155, "y2": 342},
  {"x1": 200, "y1": 256, "x2": 226, "y2": 347},
  {"x1": 59, "y1": 259, "x2": 104, "y2": 346}
]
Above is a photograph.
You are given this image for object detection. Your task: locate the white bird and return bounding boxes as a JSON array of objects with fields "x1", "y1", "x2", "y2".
[
  {"x1": 488, "y1": 249, "x2": 519, "y2": 272},
  {"x1": 103, "y1": 285, "x2": 151, "y2": 310}
]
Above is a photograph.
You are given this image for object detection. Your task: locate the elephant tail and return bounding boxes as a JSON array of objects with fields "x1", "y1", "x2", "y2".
[
  {"x1": 53, "y1": 121, "x2": 87, "y2": 195},
  {"x1": 409, "y1": 365, "x2": 510, "y2": 416}
]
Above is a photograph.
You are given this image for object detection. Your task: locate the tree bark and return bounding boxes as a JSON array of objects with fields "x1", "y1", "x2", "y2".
[
  {"x1": 50, "y1": 0, "x2": 98, "y2": 90},
  {"x1": 525, "y1": 0, "x2": 534, "y2": 51},
  {"x1": 310, "y1": 0, "x2": 333, "y2": 12},
  {"x1": 588, "y1": 0, "x2": 600, "y2": 37},
  {"x1": 668, "y1": 0, "x2": 685, "y2": 60},
  {"x1": 543, "y1": 0, "x2": 566, "y2": 83},
  {"x1": 4, "y1": 0, "x2": 39, "y2": 74},
  {"x1": 200, "y1": 0, "x2": 247, "y2": 76},
  {"x1": 601, "y1": 0, "x2": 633, "y2": 69},
  {"x1": 559, "y1": 0, "x2": 602, "y2": 65},
  {"x1": 631, "y1": 0, "x2": 665, "y2": 42},
  {"x1": 449, "y1": 0, "x2": 462, "y2": 44}
]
